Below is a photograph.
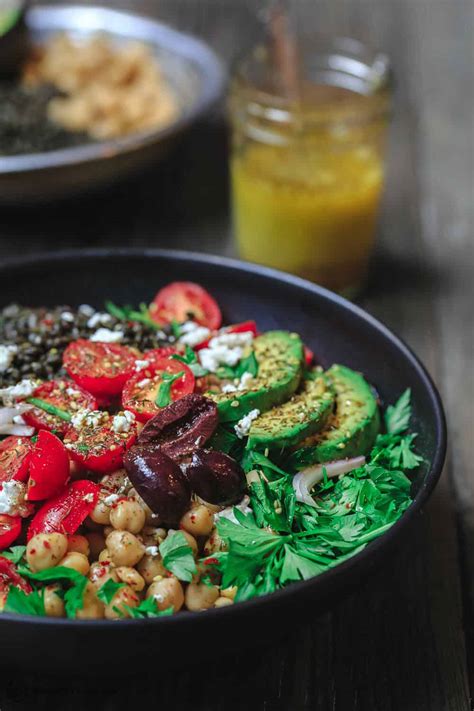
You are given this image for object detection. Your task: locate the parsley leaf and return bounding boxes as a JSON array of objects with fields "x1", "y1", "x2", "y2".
[
  {"x1": 4, "y1": 585, "x2": 45, "y2": 616},
  {"x1": 172, "y1": 346, "x2": 208, "y2": 377},
  {"x1": 96, "y1": 578, "x2": 126, "y2": 605},
  {"x1": 208, "y1": 424, "x2": 242, "y2": 456},
  {"x1": 124, "y1": 597, "x2": 174, "y2": 619},
  {"x1": 385, "y1": 389, "x2": 412, "y2": 434},
  {"x1": 1, "y1": 545, "x2": 26, "y2": 564},
  {"x1": 159, "y1": 530, "x2": 197, "y2": 582},
  {"x1": 216, "y1": 351, "x2": 259, "y2": 380},
  {"x1": 19, "y1": 566, "x2": 89, "y2": 619},
  {"x1": 105, "y1": 300, "x2": 163, "y2": 331},
  {"x1": 155, "y1": 371, "x2": 185, "y2": 408}
]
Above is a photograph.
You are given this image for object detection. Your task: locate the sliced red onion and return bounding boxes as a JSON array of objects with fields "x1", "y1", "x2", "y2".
[
  {"x1": 293, "y1": 456, "x2": 366, "y2": 507},
  {"x1": 0, "y1": 405, "x2": 35, "y2": 436},
  {"x1": 0, "y1": 424, "x2": 35, "y2": 436},
  {"x1": 0, "y1": 404, "x2": 33, "y2": 425}
]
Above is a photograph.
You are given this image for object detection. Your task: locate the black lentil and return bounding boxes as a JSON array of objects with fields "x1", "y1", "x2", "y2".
[{"x1": 0, "y1": 304, "x2": 173, "y2": 387}]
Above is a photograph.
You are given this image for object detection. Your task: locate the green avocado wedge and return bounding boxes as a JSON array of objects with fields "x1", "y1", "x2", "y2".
[
  {"x1": 247, "y1": 371, "x2": 335, "y2": 449},
  {"x1": 209, "y1": 331, "x2": 304, "y2": 422},
  {"x1": 289, "y1": 364, "x2": 380, "y2": 468}
]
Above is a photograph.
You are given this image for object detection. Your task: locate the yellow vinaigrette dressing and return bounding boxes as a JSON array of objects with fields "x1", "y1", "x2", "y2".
[{"x1": 230, "y1": 53, "x2": 391, "y2": 296}]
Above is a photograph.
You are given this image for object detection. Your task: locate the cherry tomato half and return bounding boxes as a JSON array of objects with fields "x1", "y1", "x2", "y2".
[
  {"x1": 150, "y1": 282, "x2": 222, "y2": 330},
  {"x1": 304, "y1": 346, "x2": 315, "y2": 366},
  {"x1": 22, "y1": 379, "x2": 98, "y2": 436},
  {"x1": 64, "y1": 413, "x2": 137, "y2": 474},
  {"x1": 0, "y1": 437, "x2": 33, "y2": 484},
  {"x1": 0, "y1": 555, "x2": 31, "y2": 593},
  {"x1": 0, "y1": 515, "x2": 22, "y2": 550},
  {"x1": 27, "y1": 431, "x2": 70, "y2": 502},
  {"x1": 122, "y1": 358, "x2": 195, "y2": 423},
  {"x1": 28, "y1": 480, "x2": 100, "y2": 540},
  {"x1": 63, "y1": 340, "x2": 137, "y2": 401}
]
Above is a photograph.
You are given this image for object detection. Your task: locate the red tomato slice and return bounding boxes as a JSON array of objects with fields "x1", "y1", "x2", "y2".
[
  {"x1": 194, "y1": 320, "x2": 259, "y2": 351},
  {"x1": 144, "y1": 347, "x2": 181, "y2": 367},
  {"x1": 28, "y1": 480, "x2": 100, "y2": 540},
  {"x1": 0, "y1": 555, "x2": 31, "y2": 593},
  {"x1": 304, "y1": 346, "x2": 315, "y2": 366},
  {"x1": 150, "y1": 282, "x2": 222, "y2": 330},
  {"x1": 0, "y1": 437, "x2": 33, "y2": 484},
  {"x1": 22, "y1": 379, "x2": 98, "y2": 436},
  {"x1": 122, "y1": 358, "x2": 195, "y2": 423},
  {"x1": 0, "y1": 515, "x2": 22, "y2": 550},
  {"x1": 27, "y1": 431, "x2": 70, "y2": 502},
  {"x1": 63, "y1": 340, "x2": 137, "y2": 400},
  {"x1": 64, "y1": 413, "x2": 137, "y2": 474}
]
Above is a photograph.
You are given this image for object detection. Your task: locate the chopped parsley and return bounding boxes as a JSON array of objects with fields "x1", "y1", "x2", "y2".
[{"x1": 159, "y1": 530, "x2": 197, "y2": 582}]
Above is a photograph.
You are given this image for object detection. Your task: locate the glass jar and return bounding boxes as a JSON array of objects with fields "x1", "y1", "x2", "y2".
[{"x1": 229, "y1": 36, "x2": 392, "y2": 297}]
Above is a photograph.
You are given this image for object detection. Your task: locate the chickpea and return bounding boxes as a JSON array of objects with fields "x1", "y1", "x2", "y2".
[
  {"x1": 180, "y1": 530, "x2": 198, "y2": 555},
  {"x1": 203, "y1": 530, "x2": 227, "y2": 556},
  {"x1": 106, "y1": 530, "x2": 145, "y2": 567},
  {"x1": 88, "y1": 561, "x2": 119, "y2": 591},
  {"x1": 110, "y1": 499, "x2": 146, "y2": 534},
  {"x1": 184, "y1": 582, "x2": 219, "y2": 611},
  {"x1": 115, "y1": 566, "x2": 145, "y2": 592},
  {"x1": 86, "y1": 532, "x2": 106, "y2": 560},
  {"x1": 141, "y1": 526, "x2": 167, "y2": 546},
  {"x1": 76, "y1": 582, "x2": 105, "y2": 620},
  {"x1": 90, "y1": 499, "x2": 112, "y2": 525},
  {"x1": 58, "y1": 552, "x2": 90, "y2": 576},
  {"x1": 43, "y1": 585, "x2": 65, "y2": 617},
  {"x1": 98, "y1": 549, "x2": 113, "y2": 564},
  {"x1": 67, "y1": 535, "x2": 90, "y2": 557},
  {"x1": 220, "y1": 586, "x2": 237, "y2": 601},
  {"x1": 128, "y1": 488, "x2": 156, "y2": 525},
  {"x1": 105, "y1": 585, "x2": 140, "y2": 620},
  {"x1": 146, "y1": 577, "x2": 184, "y2": 613},
  {"x1": 136, "y1": 553, "x2": 167, "y2": 584},
  {"x1": 26, "y1": 533, "x2": 68, "y2": 572},
  {"x1": 214, "y1": 596, "x2": 233, "y2": 608},
  {"x1": 180, "y1": 504, "x2": 214, "y2": 537},
  {"x1": 100, "y1": 468, "x2": 130, "y2": 493}
]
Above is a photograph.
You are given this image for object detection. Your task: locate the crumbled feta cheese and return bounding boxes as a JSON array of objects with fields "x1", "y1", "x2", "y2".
[
  {"x1": 71, "y1": 409, "x2": 107, "y2": 430},
  {"x1": 87, "y1": 312, "x2": 113, "y2": 329},
  {"x1": 135, "y1": 359, "x2": 150, "y2": 372},
  {"x1": 103, "y1": 493, "x2": 120, "y2": 506},
  {"x1": 0, "y1": 379, "x2": 37, "y2": 405},
  {"x1": 198, "y1": 331, "x2": 254, "y2": 373},
  {"x1": 112, "y1": 411, "x2": 136, "y2": 434},
  {"x1": 83, "y1": 493, "x2": 95, "y2": 503},
  {"x1": 79, "y1": 304, "x2": 95, "y2": 317},
  {"x1": 234, "y1": 409, "x2": 260, "y2": 439},
  {"x1": 178, "y1": 321, "x2": 211, "y2": 347},
  {"x1": 153, "y1": 593, "x2": 165, "y2": 603},
  {"x1": 0, "y1": 481, "x2": 28, "y2": 517},
  {"x1": 60, "y1": 311, "x2": 75, "y2": 323},
  {"x1": 215, "y1": 495, "x2": 252, "y2": 524},
  {"x1": 145, "y1": 545, "x2": 159, "y2": 557},
  {"x1": 66, "y1": 387, "x2": 80, "y2": 397},
  {"x1": 0, "y1": 345, "x2": 17, "y2": 373},
  {"x1": 221, "y1": 382, "x2": 238, "y2": 394},
  {"x1": 90, "y1": 328, "x2": 124, "y2": 343},
  {"x1": 137, "y1": 378, "x2": 151, "y2": 389},
  {"x1": 238, "y1": 371, "x2": 255, "y2": 390}
]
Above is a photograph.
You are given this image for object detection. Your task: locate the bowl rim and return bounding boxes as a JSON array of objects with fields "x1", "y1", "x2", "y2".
[
  {"x1": 0, "y1": 248, "x2": 447, "y2": 628},
  {"x1": 0, "y1": 4, "x2": 226, "y2": 175}
]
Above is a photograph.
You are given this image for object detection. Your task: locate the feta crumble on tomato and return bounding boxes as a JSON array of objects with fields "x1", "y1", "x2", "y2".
[
  {"x1": 199, "y1": 332, "x2": 254, "y2": 373},
  {"x1": 178, "y1": 321, "x2": 211, "y2": 348},
  {"x1": 112, "y1": 410, "x2": 136, "y2": 434}
]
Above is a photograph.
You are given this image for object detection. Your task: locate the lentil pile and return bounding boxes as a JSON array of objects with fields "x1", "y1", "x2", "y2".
[{"x1": 0, "y1": 303, "x2": 171, "y2": 387}]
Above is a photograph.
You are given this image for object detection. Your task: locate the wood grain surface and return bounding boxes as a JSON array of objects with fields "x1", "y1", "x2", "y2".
[{"x1": 0, "y1": 1, "x2": 472, "y2": 709}]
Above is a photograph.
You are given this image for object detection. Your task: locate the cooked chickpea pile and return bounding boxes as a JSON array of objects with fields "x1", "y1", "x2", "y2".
[
  {"x1": 23, "y1": 34, "x2": 179, "y2": 140},
  {"x1": 23, "y1": 470, "x2": 236, "y2": 620}
]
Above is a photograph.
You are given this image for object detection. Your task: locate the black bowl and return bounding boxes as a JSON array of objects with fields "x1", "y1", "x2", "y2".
[{"x1": 0, "y1": 249, "x2": 446, "y2": 674}]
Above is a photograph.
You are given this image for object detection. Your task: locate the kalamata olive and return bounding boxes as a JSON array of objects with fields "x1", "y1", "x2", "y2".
[
  {"x1": 138, "y1": 394, "x2": 218, "y2": 460},
  {"x1": 184, "y1": 449, "x2": 244, "y2": 505},
  {"x1": 124, "y1": 444, "x2": 190, "y2": 525}
]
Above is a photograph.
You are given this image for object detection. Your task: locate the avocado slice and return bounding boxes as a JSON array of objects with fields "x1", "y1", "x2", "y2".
[
  {"x1": 247, "y1": 371, "x2": 335, "y2": 449},
  {"x1": 209, "y1": 331, "x2": 304, "y2": 422},
  {"x1": 290, "y1": 364, "x2": 380, "y2": 467}
]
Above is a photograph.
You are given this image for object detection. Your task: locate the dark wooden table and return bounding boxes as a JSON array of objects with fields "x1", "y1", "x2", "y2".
[{"x1": 1, "y1": 1, "x2": 472, "y2": 709}]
